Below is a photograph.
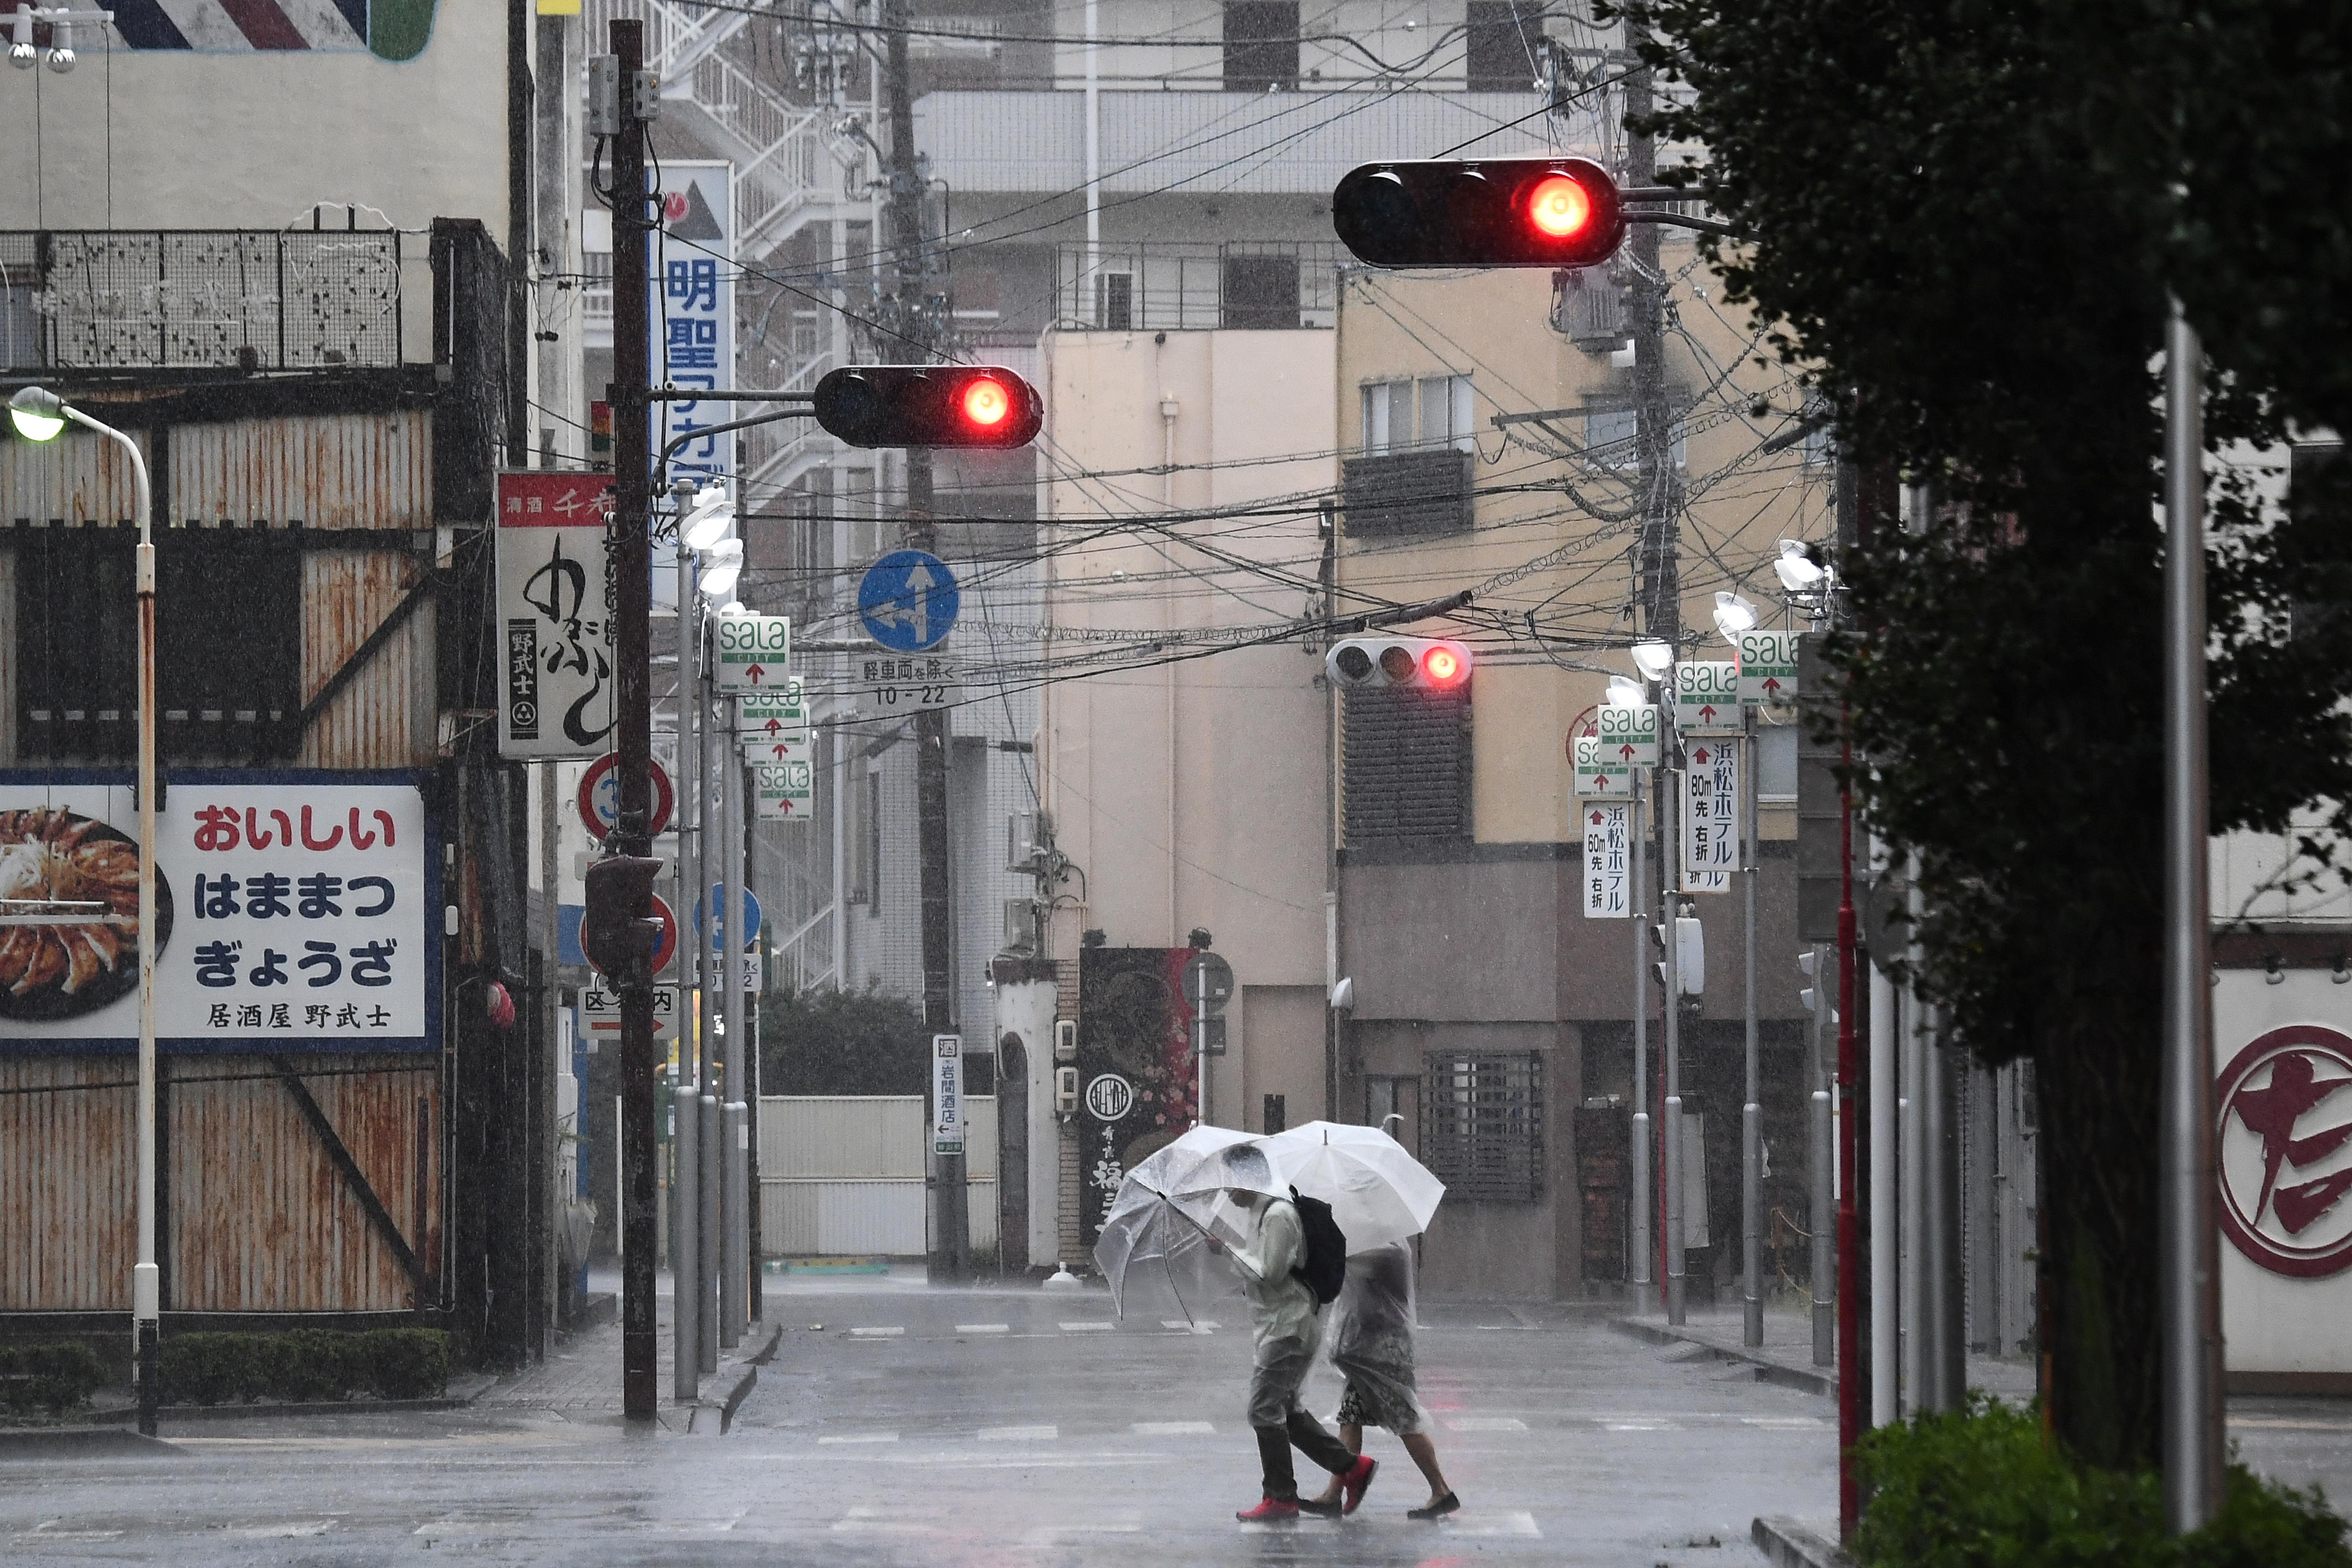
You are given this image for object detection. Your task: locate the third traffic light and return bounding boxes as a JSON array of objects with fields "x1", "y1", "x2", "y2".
[
  {"x1": 1324, "y1": 635, "x2": 1473, "y2": 691},
  {"x1": 1331, "y1": 156, "x2": 1626, "y2": 268},
  {"x1": 812, "y1": 365, "x2": 1044, "y2": 449}
]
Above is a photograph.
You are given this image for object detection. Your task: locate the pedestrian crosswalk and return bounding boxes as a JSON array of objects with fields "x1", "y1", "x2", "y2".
[{"x1": 797, "y1": 1410, "x2": 1831, "y2": 1446}]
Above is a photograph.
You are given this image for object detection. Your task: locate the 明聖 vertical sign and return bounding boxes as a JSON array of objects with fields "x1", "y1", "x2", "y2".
[
  {"x1": 654, "y1": 161, "x2": 736, "y2": 492},
  {"x1": 1734, "y1": 630, "x2": 1800, "y2": 707},
  {"x1": 1674, "y1": 660, "x2": 1741, "y2": 734},
  {"x1": 1681, "y1": 739, "x2": 1741, "y2": 893},
  {"x1": 1583, "y1": 801, "x2": 1631, "y2": 918},
  {"x1": 496, "y1": 471, "x2": 616, "y2": 758},
  {"x1": 713, "y1": 611, "x2": 791, "y2": 694},
  {"x1": 1572, "y1": 733, "x2": 1630, "y2": 797},
  {"x1": 933, "y1": 1034, "x2": 964, "y2": 1155}
]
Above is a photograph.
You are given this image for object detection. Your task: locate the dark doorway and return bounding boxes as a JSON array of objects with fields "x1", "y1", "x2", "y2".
[{"x1": 1263, "y1": 1094, "x2": 1287, "y2": 1134}]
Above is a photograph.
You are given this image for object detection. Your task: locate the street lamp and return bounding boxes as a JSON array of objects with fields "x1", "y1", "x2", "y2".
[
  {"x1": 1605, "y1": 673, "x2": 1646, "y2": 707},
  {"x1": 10, "y1": 384, "x2": 160, "y2": 1433},
  {"x1": 1772, "y1": 538, "x2": 1828, "y2": 594},
  {"x1": 1630, "y1": 638, "x2": 1673, "y2": 682},
  {"x1": 1711, "y1": 590, "x2": 1758, "y2": 640}
]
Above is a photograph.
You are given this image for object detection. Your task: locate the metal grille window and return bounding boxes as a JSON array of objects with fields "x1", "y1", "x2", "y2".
[
  {"x1": 1422, "y1": 1051, "x2": 1543, "y2": 1203},
  {"x1": 1342, "y1": 683, "x2": 1470, "y2": 841},
  {"x1": 1222, "y1": 0, "x2": 1299, "y2": 89}
]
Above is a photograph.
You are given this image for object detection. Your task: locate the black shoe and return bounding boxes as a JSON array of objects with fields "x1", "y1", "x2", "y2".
[
  {"x1": 1407, "y1": 1492, "x2": 1462, "y2": 1521},
  {"x1": 1296, "y1": 1497, "x2": 1342, "y2": 1518}
]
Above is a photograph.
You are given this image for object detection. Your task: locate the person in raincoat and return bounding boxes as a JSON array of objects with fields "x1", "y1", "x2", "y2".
[
  {"x1": 1216, "y1": 1143, "x2": 1377, "y2": 1522},
  {"x1": 1307, "y1": 1239, "x2": 1460, "y2": 1519}
]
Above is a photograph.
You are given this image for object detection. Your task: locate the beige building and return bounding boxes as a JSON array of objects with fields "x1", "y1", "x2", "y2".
[
  {"x1": 1036, "y1": 328, "x2": 1338, "y2": 1148},
  {"x1": 1328, "y1": 240, "x2": 1834, "y2": 1299}
]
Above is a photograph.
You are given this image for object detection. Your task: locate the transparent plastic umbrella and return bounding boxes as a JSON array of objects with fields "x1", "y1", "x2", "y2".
[
  {"x1": 1090, "y1": 1124, "x2": 1254, "y2": 1322},
  {"x1": 1251, "y1": 1120, "x2": 1446, "y2": 1254}
]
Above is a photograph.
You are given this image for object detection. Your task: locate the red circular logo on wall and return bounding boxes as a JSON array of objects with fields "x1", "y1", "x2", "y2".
[{"x1": 2217, "y1": 1025, "x2": 2352, "y2": 1279}]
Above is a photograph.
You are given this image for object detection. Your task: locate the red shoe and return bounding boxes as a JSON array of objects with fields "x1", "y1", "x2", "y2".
[
  {"x1": 1236, "y1": 1497, "x2": 1300, "y2": 1523},
  {"x1": 1341, "y1": 1455, "x2": 1379, "y2": 1516}
]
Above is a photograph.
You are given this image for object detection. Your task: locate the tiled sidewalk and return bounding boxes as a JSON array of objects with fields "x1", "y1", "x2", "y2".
[{"x1": 480, "y1": 1272, "x2": 775, "y2": 1429}]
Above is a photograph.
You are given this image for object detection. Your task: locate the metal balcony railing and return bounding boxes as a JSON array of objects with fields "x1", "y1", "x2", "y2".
[
  {"x1": 0, "y1": 230, "x2": 408, "y2": 373},
  {"x1": 1053, "y1": 242, "x2": 1342, "y2": 331}
]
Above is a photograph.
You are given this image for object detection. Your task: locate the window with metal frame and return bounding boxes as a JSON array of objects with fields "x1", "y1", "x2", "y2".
[
  {"x1": 1421, "y1": 1050, "x2": 1543, "y2": 1203},
  {"x1": 1342, "y1": 683, "x2": 1471, "y2": 841}
]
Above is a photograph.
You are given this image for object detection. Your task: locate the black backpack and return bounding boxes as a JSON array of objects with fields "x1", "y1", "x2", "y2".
[{"x1": 1287, "y1": 1186, "x2": 1348, "y2": 1306}]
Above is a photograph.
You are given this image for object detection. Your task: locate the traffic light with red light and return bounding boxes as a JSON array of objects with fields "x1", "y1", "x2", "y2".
[
  {"x1": 812, "y1": 365, "x2": 1045, "y2": 448},
  {"x1": 1324, "y1": 635, "x2": 1475, "y2": 691},
  {"x1": 580, "y1": 854, "x2": 664, "y2": 980},
  {"x1": 1331, "y1": 156, "x2": 1626, "y2": 268}
]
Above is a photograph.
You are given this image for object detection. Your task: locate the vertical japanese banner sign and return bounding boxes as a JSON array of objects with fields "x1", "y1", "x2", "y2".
[
  {"x1": 496, "y1": 471, "x2": 617, "y2": 759},
  {"x1": 1583, "y1": 801, "x2": 1631, "y2": 919},
  {"x1": 1681, "y1": 740, "x2": 1741, "y2": 894},
  {"x1": 933, "y1": 1034, "x2": 964, "y2": 1155},
  {"x1": 654, "y1": 161, "x2": 737, "y2": 493},
  {"x1": 0, "y1": 780, "x2": 430, "y2": 1052}
]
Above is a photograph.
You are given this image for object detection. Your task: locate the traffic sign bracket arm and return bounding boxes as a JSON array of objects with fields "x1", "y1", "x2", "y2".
[{"x1": 1625, "y1": 211, "x2": 1739, "y2": 236}]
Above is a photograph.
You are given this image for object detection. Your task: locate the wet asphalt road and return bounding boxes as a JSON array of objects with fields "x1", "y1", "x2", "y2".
[{"x1": 2, "y1": 1272, "x2": 2347, "y2": 1565}]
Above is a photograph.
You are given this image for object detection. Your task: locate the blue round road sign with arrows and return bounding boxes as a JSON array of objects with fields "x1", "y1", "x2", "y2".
[{"x1": 859, "y1": 550, "x2": 959, "y2": 652}]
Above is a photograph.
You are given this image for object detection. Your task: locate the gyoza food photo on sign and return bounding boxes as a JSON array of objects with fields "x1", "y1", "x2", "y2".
[{"x1": 0, "y1": 775, "x2": 434, "y2": 1053}]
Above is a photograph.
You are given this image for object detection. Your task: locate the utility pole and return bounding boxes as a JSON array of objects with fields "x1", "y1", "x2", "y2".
[
  {"x1": 883, "y1": 0, "x2": 968, "y2": 1281},
  {"x1": 1625, "y1": 55, "x2": 1684, "y2": 1325},
  {"x1": 606, "y1": 16, "x2": 658, "y2": 1424}
]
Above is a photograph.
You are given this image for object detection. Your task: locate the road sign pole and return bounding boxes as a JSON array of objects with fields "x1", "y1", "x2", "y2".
[
  {"x1": 720, "y1": 748, "x2": 746, "y2": 1346},
  {"x1": 1631, "y1": 769, "x2": 1652, "y2": 1303},
  {"x1": 673, "y1": 492, "x2": 701, "y2": 1402},
  {"x1": 1743, "y1": 714, "x2": 1764, "y2": 1348},
  {"x1": 695, "y1": 646, "x2": 719, "y2": 1375}
]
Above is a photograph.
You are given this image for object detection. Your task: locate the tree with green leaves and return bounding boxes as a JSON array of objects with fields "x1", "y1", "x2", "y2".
[{"x1": 1617, "y1": 0, "x2": 2352, "y2": 1468}]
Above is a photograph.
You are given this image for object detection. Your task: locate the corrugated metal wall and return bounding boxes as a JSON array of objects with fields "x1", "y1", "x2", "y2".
[
  {"x1": 171, "y1": 1056, "x2": 437, "y2": 1313},
  {"x1": 168, "y1": 413, "x2": 431, "y2": 529},
  {"x1": 0, "y1": 1058, "x2": 135, "y2": 1310},
  {"x1": 302, "y1": 548, "x2": 428, "y2": 769},
  {"x1": 0, "y1": 1054, "x2": 437, "y2": 1312},
  {"x1": 0, "y1": 426, "x2": 152, "y2": 524}
]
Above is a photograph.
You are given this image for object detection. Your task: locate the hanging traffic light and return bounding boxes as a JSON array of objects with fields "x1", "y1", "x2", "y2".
[
  {"x1": 1324, "y1": 635, "x2": 1475, "y2": 691},
  {"x1": 1331, "y1": 156, "x2": 1626, "y2": 268},
  {"x1": 580, "y1": 854, "x2": 664, "y2": 980},
  {"x1": 812, "y1": 365, "x2": 1045, "y2": 448}
]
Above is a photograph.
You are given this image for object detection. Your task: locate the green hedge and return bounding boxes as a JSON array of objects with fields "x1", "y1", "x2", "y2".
[
  {"x1": 1854, "y1": 1395, "x2": 2352, "y2": 1568},
  {"x1": 158, "y1": 1328, "x2": 449, "y2": 1406},
  {"x1": 0, "y1": 1341, "x2": 107, "y2": 1414}
]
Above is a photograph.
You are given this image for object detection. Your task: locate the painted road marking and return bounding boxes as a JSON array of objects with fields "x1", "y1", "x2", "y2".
[
  {"x1": 818, "y1": 1432, "x2": 900, "y2": 1444},
  {"x1": 1442, "y1": 1510, "x2": 1543, "y2": 1537},
  {"x1": 1605, "y1": 1421, "x2": 1682, "y2": 1431},
  {"x1": 955, "y1": 1324, "x2": 1010, "y2": 1335},
  {"x1": 1161, "y1": 1319, "x2": 1219, "y2": 1332},
  {"x1": 977, "y1": 1425, "x2": 1059, "y2": 1441},
  {"x1": 237, "y1": 1521, "x2": 336, "y2": 1537},
  {"x1": 1445, "y1": 1416, "x2": 1529, "y2": 1432},
  {"x1": 848, "y1": 1326, "x2": 904, "y2": 1338},
  {"x1": 1132, "y1": 1420, "x2": 1216, "y2": 1436},
  {"x1": 1743, "y1": 1416, "x2": 1827, "y2": 1428},
  {"x1": 1059, "y1": 1321, "x2": 1114, "y2": 1332}
]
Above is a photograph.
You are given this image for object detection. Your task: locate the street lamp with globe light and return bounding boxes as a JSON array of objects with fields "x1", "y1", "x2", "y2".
[
  {"x1": 10, "y1": 383, "x2": 161, "y2": 1432},
  {"x1": 1712, "y1": 590, "x2": 1759, "y2": 641}
]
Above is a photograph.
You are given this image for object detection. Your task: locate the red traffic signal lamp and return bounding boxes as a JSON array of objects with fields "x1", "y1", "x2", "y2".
[
  {"x1": 1325, "y1": 635, "x2": 1474, "y2": 691},
  {"x1": 812, "y1": 365, "x2": 1044, "y2": 449},
  {"x1": 1332, "y1": 156, "x2": 1626, "y2": 268}
]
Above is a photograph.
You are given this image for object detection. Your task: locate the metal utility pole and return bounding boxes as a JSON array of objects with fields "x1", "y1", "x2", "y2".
[
  {"x1": 1741, "y1": 708, "x2": 1763, "y2": 1347},
  {"x1": 1631, "y1": 771, "x2": 1653, "y2": 1305},
  {"x1": 671, "y1": 480, "x2": 702, "y2": 1401},
  {"x1": 606, "y1": 15, "x2": 658, "y2": 1424},
  {"x1": 883, "y1": 0, "x2": 968, "y2": 1281},
  {"x1": 2160, "y1": 295, "x2": 2223, "y2": 1531},
  {"x1": 1625, "y1": 55, "x2": 1685, "y2": 1329},
  {"x1": 721, "y1": 750, "x2": 747, "y2": 1345},
  {"x1": 1920, "y1": 1000, "x2": 1964, "y2": 1410},
  {"x1": 1868, "y1": 896, "x2": 1899, "y2": 1426}
]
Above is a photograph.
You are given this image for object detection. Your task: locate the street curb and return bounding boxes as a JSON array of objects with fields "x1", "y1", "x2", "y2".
[
  {"x1": 1752, "y1": 1515, "x2": 1855, "y2": 1568},
  {"x1": 0, "y1": 1426, "x2": 184, "y2": 1459},
  {"x1": 84, "y1": 1372, "x2": 499, "y2": 1424},
  {"x1": 1609, "y1": 1317, "x2": 1837, "y2": 1398}
]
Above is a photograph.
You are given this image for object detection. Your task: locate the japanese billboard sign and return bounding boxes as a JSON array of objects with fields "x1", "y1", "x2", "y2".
[
  {"x1": 714, "y1": 611, "x2": 791, "y2": 695},
  {"x1": 0, "y1": 775, "x2": 433, "y2": 1053},
  {"x1": 496, "y1": 471, "x2": 617, "y2": 759},
  {"x1": 753, "y1": 762, "x2": 815, "y2": 822},
  {"x1": 1597, "y1": 701, "x2": 1661, "y2": 768},
  {"x1": 1735, "y1": 630, "x2": 1800, "y2": 707},
  {"x1": 933, "y1": 1034, "x2": 964, "y2": 1156},
  {"x1": 858, "y1": 653, "x2": 962, "y2": 714},
  {"x1": 1681, "y1": 740, "x2": 1740, "y2": 894},
  {"x1": 735, "y1": 682, "x2": 807, "y2": 737},
  {"x1": 1674, "y1": 661, "x2": 1741, "y2": 734},
  {"x1": 654, "y1": 162, "x2": 737, "y2": 492},
  {"x1": 1582, "y1": 801, "x2": 1631, "y2": 919},
  {"x1": 1572, "y1": 733, "x2": 1629, "y2": 798},
  {"x1": 580, "y1": 981, "x2": 679, "y2": 1042}
]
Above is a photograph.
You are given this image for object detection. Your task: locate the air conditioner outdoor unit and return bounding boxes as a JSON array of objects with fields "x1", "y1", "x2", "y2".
[
  {"x1": 1003, "y1": 898, "x2": 1039, "y2": 954},
  {"x1": 1006, "y1": 812, "x2": 1042, "y2": 872}
]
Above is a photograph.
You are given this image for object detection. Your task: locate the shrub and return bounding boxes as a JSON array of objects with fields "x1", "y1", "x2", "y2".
[
  {"x1": 0, "y1": 1341, "x2": 107, "y2": 1414},
  {"x1": 1854, "y1": 1395, "x2": 2352, "y2": 1568},
  {"x1": 158, "y1": 1328, "x2": 450, "y2": 1406}
]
